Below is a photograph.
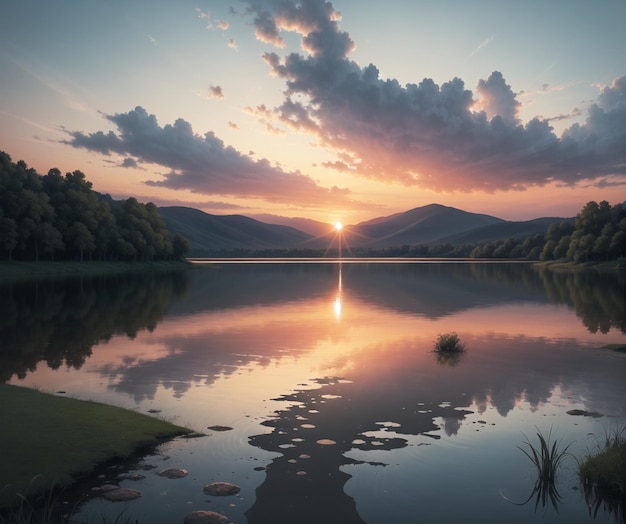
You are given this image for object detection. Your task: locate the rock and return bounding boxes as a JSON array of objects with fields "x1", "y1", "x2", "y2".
[
  {"x1": 158, "y1": 468, "x2": 188, "y2": 479},
  {"x1": 203, "y1": 482, "x2": 241, "y2": 496},
  {"x1": 183, "y1": 510, "x2": 229, "y2": 524},
  {"x1": 102, "y1": 487, "x2": 142, "y2": 501},
  {"x1": 207, "y1": 425, "x2": 233, "y2": 432},
  {"x1": 566, "y1": 409, "x2": 603, "y2": 418}
]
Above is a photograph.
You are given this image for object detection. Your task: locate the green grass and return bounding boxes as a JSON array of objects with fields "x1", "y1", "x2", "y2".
[
  {"x1": 579, "y1": 426, "x2": 626, "y2": 518},
  {"x1": 0, "y1": 260, "x2": 191, "y2": 280},
  {"x1": 0, "y1": 384, "x2": 191, "y2": 509},
  {"x1": 433, "y1": 332, "x2": 465, "y2": 353}
]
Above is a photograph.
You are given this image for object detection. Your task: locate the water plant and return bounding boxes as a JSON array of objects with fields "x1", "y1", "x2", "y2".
[
  {"x1": 433, "y1": 332, "x2": 465, "y2": 353},
  {"x1": 579, "y1": 425, "x2": 626, "y2": 521},
  {"x1": 516, "y1": 428, "x2": 573, "y2": 511},
  {"x1": 0, "y1": 475, "x2": 60, "y2": 524}
]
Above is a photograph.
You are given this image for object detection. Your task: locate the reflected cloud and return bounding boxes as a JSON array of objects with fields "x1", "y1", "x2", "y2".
[
  {"x1": 243, "y1": 329, "x2": 624, "y2": 522},
  {"x1": 4, "y1": 262, "x2": 624, "y2": 523}
]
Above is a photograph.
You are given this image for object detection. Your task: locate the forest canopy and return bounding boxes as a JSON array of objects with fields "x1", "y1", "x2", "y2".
[{"x1": 0, "y1": 151, "x2": 189, "y2": 262}]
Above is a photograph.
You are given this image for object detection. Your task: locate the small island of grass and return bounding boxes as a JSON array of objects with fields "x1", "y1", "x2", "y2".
[
  {"x1": 434, "y1": 332, "x2": 465, "y2": 353},
  {"x1": 579, "y1": 427, "x2": 626, "y2": 516},
  {"x1": 0, "y1": 384, "x2": 192, "y2": 510}
]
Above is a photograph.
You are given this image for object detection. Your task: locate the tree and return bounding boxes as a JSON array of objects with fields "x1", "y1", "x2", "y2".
[
  {"x1": 172, "y1": 233, "x2": 190, "y2": 259},
  {"x1": 67, "y1": 221, "x2": 95, "y2": 262},
  {"x1": 540, "y1": 239, "x2": 557, "y2": 261},
  {"x1": 0, "y1": 217, "x2": 18, "y2": 260},
  {"x1": 553, "y1": 235, "x2": 571, "y2": 260},
  {"x1": 32, "y1": 222, "x2": 63, "y2": 262}
]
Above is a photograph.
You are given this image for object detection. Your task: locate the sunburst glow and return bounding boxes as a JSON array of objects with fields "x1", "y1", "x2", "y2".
[{"x1": 335, "y1": 221, "x2": 343, "y2": 231}]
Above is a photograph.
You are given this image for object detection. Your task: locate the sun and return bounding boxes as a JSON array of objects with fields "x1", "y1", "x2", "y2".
[{"x1": 335, "y1": 221, "x2": 343, "y2": 231}]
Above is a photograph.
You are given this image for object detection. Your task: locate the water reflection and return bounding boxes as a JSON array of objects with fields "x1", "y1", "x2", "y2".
[
  {"x1": 0, "y1": 271, "x2": 189, "y2": 382},
  {"x1": 2, "y1": 264, "x2": 623, "y2": 383},
  {"x1": 2, "y1": 262, "x2": 625, "y2": 523}
]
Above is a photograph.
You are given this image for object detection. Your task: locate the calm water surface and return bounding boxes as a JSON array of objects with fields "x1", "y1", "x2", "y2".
[{"x1": 2, "y1": 262, "x2": 625, "y2": 523}]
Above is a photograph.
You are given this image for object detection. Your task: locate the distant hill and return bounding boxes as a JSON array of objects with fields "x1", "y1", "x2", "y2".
[
  {"x1": 248, "y1": 213, "x2": 332, "y2": 237},
  {"x1": 159, "y1": 203, "x2": 570, "y2": 254},
  {"x1": 157, "y1": 206, "x2": 313, "y2": 255},
  {"x1": 351, "y1": 204, "x2": 505, "y2": 247},
  {"x1": 438, "y1": 217, "x2": 573, "y2": 245}
]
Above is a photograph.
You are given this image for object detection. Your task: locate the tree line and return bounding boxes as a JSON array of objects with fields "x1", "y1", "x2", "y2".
[
  {"x1": 343, "y1": 200, "x2": 624, "y2": 261},
  {"x1": 218, "y1": 200, "x2": 625, "y2": 262},
  {"x1": 0, "y1": 151, "x2": 189, "y2": 262},
  {"x1": 469, "y1": 200, "x2": 625, "y2": 262}
]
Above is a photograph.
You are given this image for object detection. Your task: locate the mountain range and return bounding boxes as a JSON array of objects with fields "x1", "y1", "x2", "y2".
[{"x1": 158, "y1": 203, "x2": 571, "y2": 256}]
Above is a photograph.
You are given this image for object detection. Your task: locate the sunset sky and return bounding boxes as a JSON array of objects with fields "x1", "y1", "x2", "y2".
[{"x1": 1, "y1": 0, "x2": 625, "y2": 225}]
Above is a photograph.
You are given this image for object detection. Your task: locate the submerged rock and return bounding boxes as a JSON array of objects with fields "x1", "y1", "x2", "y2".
[
  {"x1": 566, "y1": 409, "x2": 603, "y2": 418},
  {"x1": 158, "y1": 468, "x2": 189, "y2": 479},
  {"x1": 184, "y1": 510, "x2": 229, "y2": 524},
  {"x1": 203, "y1": 482, "x2": 241, "y2": 496},
  {"x1": 102, "y1": 486, "x2": 142, "y2": 501},
  {"x1": 207, "y1": 425, "x2": 233, "y2": 432}
]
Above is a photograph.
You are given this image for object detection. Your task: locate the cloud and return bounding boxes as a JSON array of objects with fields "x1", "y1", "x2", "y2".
[
  {"x1": 474, "y1": 71, "x2": 520, "y2": 124},
  {"x1": 240, "y1": 0, "x2": 626, "y2": 192},
  {"x1": 195, "y1": 9, "x2": 210, "y2": 20},
  {"x1": 545, "y1": 108, "x2": 582, "y2": 122},
  {"x1": 468, "y1": 35, "x2": 495, "y2": 58},
  {"x1": 63, "y1": 106, "x2": 352, "y2": 206},
  {"x1": 209, "y1": 85, "x2": 224, "y2": 99},
  {"x1": 228, "y1": 38, "x2": 237, "y2": 50},
  {"x1": 121, "y1": 157, "x2": 139, "y2": 168}
]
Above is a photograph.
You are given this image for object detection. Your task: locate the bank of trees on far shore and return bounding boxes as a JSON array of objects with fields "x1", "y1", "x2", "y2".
[
  {"x1": 221, "y1": 200, "x2": 626, "y2": 263},
  {"x1": 0, "y1": 151, "x2": 189, "y2": 262}
]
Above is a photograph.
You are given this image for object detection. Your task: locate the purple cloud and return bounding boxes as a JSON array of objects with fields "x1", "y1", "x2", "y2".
[
  {"x1": 64, "y1": 106, "x2": 352, "y2": 206},
  {"x1": 242, "y1": 0, "x2": 626, "y2": 192}
]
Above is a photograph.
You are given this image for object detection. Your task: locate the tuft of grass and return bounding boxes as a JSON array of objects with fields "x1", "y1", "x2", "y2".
[
  {"x1": 99, "y1": 511, "x2": 139, "y2": 524},
  {"x1": 579, "y1": 425, "x2": 626, "y2": 519},
  {"x1": 433, "y1": 332, "x2": 465, "y2": 353},
  {"x1": 516, "y1": 428, "x2": 573, "y2": 511},
  {"x1": 0, "y1": 384, "x2": 191, "y2": 510},
  {"x1": 0, "y1": 475, "x2": 60, "y2": 524}
]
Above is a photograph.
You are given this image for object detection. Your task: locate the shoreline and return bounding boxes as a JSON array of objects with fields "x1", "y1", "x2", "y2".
[
  {"x1": 0, "y1": 260, "x2": 192, "y2": 280},
  {"x1": 0, "y1": 384, "x2": 194, "y2": 510},
  {"x1": 0, "y1": 258, "x2": 622, "y2": 281}
]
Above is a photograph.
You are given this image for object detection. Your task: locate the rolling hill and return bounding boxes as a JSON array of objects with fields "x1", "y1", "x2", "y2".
[
  {"x1": 158, "y1": 206, "x2": 313, "y2": 254},
  {"x1": 158, "y1": 204, "x2": 570, "y2": 255}
]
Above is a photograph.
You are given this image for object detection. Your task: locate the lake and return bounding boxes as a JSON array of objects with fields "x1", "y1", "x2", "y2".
[{"x1": 2, "y1": 261, "x2": 625, "y2": 523}]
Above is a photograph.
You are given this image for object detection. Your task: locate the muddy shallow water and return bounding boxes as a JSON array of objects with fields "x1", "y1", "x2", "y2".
[{"x1": 3, "y1": 261, "x2": 625, "y2": 523}]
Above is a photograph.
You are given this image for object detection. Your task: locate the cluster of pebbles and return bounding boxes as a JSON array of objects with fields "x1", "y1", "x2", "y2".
[{"x1": 93, "y1": 467, "x2": 240, "y2": 524}]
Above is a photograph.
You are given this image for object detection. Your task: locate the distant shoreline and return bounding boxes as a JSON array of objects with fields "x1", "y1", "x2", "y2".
[
  {"x1": 0, "y1": 260, "x2": 192, "y2": 280},
  {"x1": 0, "y1": 258, "x2": 622, "y2": 281}
]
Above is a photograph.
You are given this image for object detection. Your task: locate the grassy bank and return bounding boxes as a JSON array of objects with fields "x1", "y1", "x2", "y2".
[
  {"x1": 0, "y1": 384, "x2": 191, "y2": 509},
  {"x1": 0, "y1": 260, "x2": 191, "y2": 280}
]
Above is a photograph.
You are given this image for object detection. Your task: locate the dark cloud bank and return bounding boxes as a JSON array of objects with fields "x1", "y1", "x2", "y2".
[
  {"x1": 66, "y1": 0, "x2": 626, "y2": 202},
  {"x1": 244, "y1": 0, "x2": 626, "y2": 191},
  {"x1": 66, "y1": 106, "x2": 350, "y2": 206}
]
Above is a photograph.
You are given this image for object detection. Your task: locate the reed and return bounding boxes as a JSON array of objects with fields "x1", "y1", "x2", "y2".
[{"x1": 516, "y1": 428, "x2": 573, "y2": 511}]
